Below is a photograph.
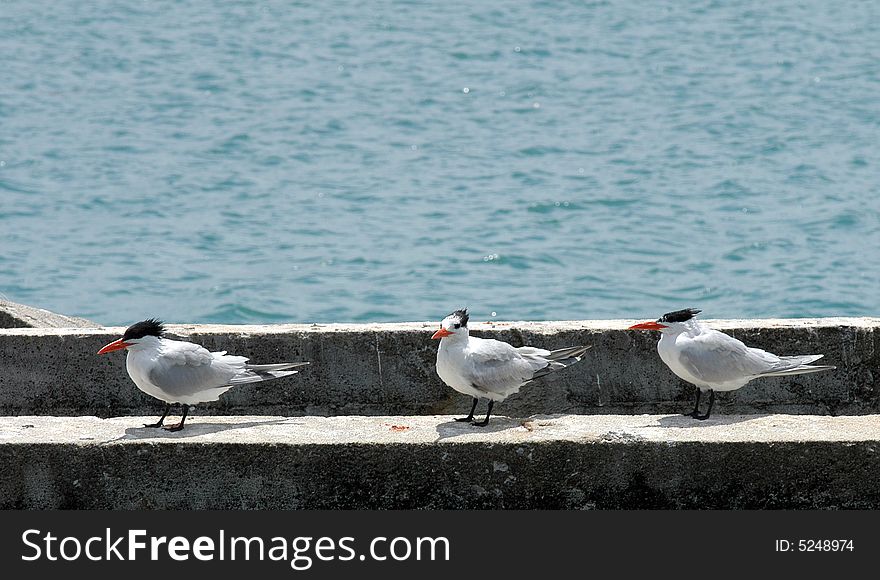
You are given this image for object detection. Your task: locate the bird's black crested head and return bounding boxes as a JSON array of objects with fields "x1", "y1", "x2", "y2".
[
  {"x1": 659, "y1": 308, "x2": 702, "y2": 323},
  {"x1": 450, "y1": 308, "x2": 469, "y2": 327},
  {"x1": 122, "y1": 318, "x2": 166, "y2": 341}
]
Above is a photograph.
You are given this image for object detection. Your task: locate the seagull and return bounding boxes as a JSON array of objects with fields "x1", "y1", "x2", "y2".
[
  {"x1": 432, "y1": 308, "x2": 591, "y2": 426},
  {"x1": 97, "y1": 319, "x2": 308, "y2": 431},
  {"x1": 629, "y1": 308, "x2": 835, "y2": 420}
]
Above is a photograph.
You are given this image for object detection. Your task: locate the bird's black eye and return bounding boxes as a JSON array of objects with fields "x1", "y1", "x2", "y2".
[{"x1": 453, "y1": 323, "x2": 460, "y2": 329}]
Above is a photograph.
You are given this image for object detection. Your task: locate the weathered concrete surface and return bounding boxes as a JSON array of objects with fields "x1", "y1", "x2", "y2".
[
  {"x1": 2, "y1": 414, "x2": 879, "y2": 509},
  {"x1": 0, "y1": 318, "x2": 877, "y2": 417},
  {"x1": 0, "y1": 299, "x2": 98, "y2": 329}
]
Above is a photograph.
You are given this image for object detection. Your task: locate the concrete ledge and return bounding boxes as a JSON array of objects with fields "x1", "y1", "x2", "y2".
[
  {"x1": 0, "y1": 318, "x2": 877, "y2": 416},
  {"x1": 0, "y1": 299, "x2": 98, "y2": 329},
  {"x1": 2, "y1": 414, "x2": 879, "y2": 509}
]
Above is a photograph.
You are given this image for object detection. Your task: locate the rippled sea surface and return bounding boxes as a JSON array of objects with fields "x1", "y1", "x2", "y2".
[{"x1": 1, "y1": 0, "x2": 878, "y2": 325}]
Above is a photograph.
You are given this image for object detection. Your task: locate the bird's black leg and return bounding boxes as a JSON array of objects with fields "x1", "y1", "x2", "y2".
[
  {"x1": 144, "y1": 404, "x2": 172, "y2": 428},
  {"x1": 684, "y1": 389, "x2": 701, "y2": 418},
  {"x1": 472, "y1": 401, "x2": 494, "y2": 427},
  {"x1": 695, "y1": 391, "x2": 715, "y2": 421},
  {"x1": 164, "y1": 404, "x2": 189, "y2": 432},
  {"x1": 455, "y1": 397, "x2": 479, "y2": 422}
]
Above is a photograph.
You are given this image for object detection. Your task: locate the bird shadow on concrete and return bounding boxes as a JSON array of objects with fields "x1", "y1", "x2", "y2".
[
  {"x1": 434, "y1": 416, "x2": 523, "y2": 441},
  {"x1": 655, "y1": 414, "x2": 763, "y2": 429},
  {"x1": 113, "y1": 417, "x2": 298, "y2": 441}
]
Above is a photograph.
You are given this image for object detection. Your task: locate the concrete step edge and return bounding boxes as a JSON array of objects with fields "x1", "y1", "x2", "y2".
[{"x1": 3, "y1": 413, "x2": 880, "y2": 444}]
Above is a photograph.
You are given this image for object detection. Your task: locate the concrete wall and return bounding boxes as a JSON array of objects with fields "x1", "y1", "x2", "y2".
[
  {"x1": 0, "y1": 299, "x2": 97, "y2": 329},
  {"x1": 0, "y1": 318, "x2": 877, "y2": 418},
  {"x1": 1, "y1": 313, "x2": 878, "y2": 510}
]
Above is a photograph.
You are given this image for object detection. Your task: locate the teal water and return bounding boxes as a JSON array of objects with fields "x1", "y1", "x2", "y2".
[{"x1": 1, "y1": 0, "x2": 878, "y2": 325}]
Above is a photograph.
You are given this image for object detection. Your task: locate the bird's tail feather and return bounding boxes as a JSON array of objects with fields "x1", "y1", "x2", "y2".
[
  {"x1": 531, "y1": 345, "x2": 591, "y2": 380},
  {"x1": 230, "y1": 362, "x2": 309, "y2": 385},
  {"x1": 245, "y1": 362, "x2": 310, "y2": 372},
  {"x1": 778, "y1": 354, "x2": 825, "y2": 366},
  {"x1": 546, "y1": 345, "x2": 592, "y2": 361},
  {"x1": 757, "y1": 354, "x2": 834, "y2": 377},
  {"x1": 759, "y1": 364, "x2": 836, "y2": 378}
]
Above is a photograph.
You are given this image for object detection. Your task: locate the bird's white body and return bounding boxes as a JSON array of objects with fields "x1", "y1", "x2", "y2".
[
  {"x1": 432, "y1": 309, "x2": 591, "y2": 410},
  {"x1": 436, "y1": 332, "x2": 553, "y2": 402},
  {"x1": 124, "y1": 335, "x2": 302, "y2": 405},
  {"x1": 656, "y1": 319, "x2": 830, "y2": 392}
]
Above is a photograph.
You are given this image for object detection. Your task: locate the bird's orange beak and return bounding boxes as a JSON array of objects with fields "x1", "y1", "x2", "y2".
[
  {"x1": 97, "y1": 338, "x2": 130, "y2": 355},
  {"x1": 431, "y1": 327, "x2": 453, "y2": 339},
  {"x1": 628, "y1": 321, "x2": 667, "y2": 331}
]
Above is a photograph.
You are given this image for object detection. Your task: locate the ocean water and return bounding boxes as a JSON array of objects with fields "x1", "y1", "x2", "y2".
[{"x1": 1, "y1": 0, "x2": 878, "y2": 326}]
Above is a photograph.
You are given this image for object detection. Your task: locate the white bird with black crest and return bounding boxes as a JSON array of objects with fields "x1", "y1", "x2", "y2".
[
  {"x1": 97, "y1": 319, "x2": 308, "y2": 431},
  {"x1": 431, "y1": 309, "x2": 591, "y2": 426},
  {"x1": 629, "y1": 308, "x2": 835, "y2": 420}
]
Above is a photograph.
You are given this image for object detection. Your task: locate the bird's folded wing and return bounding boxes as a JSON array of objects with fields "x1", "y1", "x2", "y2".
[
  {"x1": 465, "y1": 358, "x2": 535, "y2": 395},
  {"x1": 678, "y1": 332, "x2": 773, "y2": 383},
  {"x1": 162, "y1": 341, "x2": 217, "y2": 367},
  {"x1": 149, "y1": 343, "x2": 238, "y2": 395},
  {"x1": 466, "y1": 343, "x2": 537, "y2": 395},
  {"x1": 515, "y1": 346, "x2": 552, "y2": 357},
  {"x1": 469, "y1": 338, "x2": 520, "y2": 363}
]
